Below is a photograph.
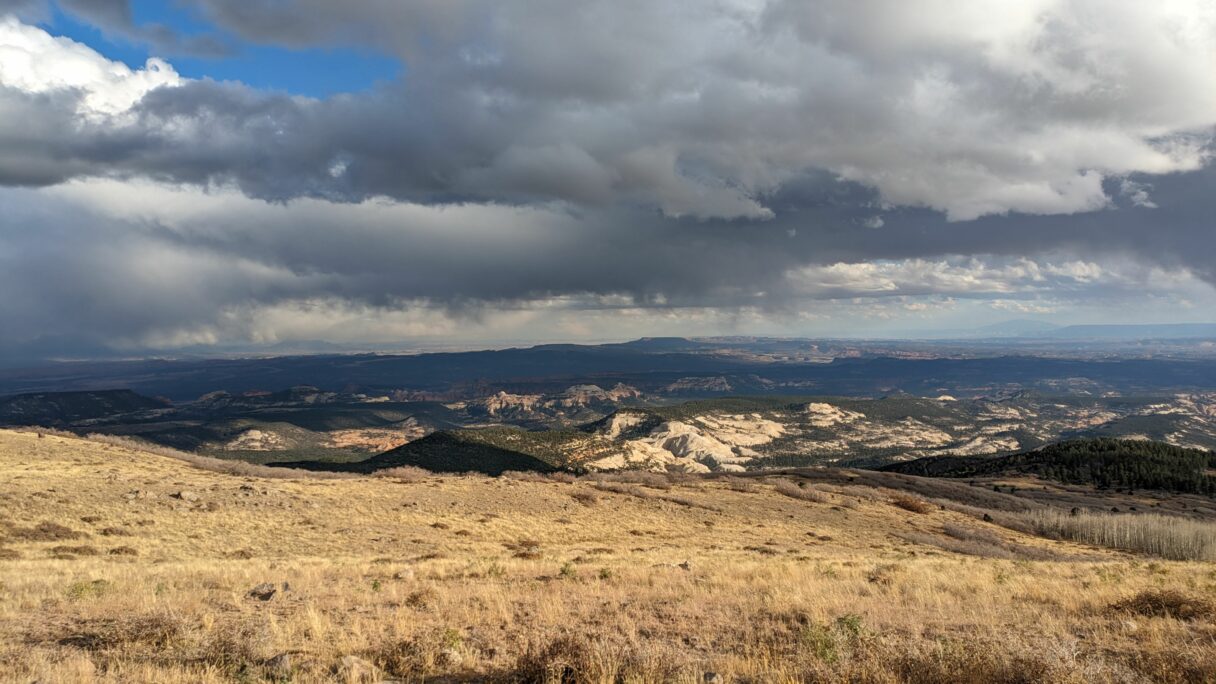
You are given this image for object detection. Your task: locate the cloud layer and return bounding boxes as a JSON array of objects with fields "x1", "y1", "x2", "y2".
[
  {"x1": 3, "y1": 3, "x2": 1216, "y2": 217},
  {"x1": 0, "y1": 3, "x2": 1215, "y2": 354}
]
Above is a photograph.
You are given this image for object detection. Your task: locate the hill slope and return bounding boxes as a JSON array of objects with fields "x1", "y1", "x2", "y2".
[
  {"x1": 0, "y1": 389, "x2": 167, "y2": 426},
  {"x1": 273, "y1": 430, "x2": 563, "y2": 475},
  {"x1": 883, "y1": 438, "x2": 1216, "y2": 494},
  {"x1": 2, "y1": 430, "x2": 1215, "y2": 682}
]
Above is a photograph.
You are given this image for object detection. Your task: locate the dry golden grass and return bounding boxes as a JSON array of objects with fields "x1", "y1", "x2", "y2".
[{"x1": 0, "y1": 430, "x2": 1215, "y2": 682}]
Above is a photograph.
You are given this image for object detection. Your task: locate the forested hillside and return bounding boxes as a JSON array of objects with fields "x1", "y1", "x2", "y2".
[{"x1": 884, "y1": 438, "x2": 1216, "y2": 495}]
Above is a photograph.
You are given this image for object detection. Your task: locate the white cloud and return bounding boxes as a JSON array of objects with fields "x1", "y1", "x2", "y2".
[
  {"x1": 785, "y1": 256, "x2": 1179, "y2": 299},
  {"x1": 1119, "y1": 178, "x2": 1159, "y2": 208},
  {"x1": 3, "y1": 3, "x2": 1216, "y2": 219},
  {"x1": 0, "y1": 16, "x2": 179, "y2": 116}
]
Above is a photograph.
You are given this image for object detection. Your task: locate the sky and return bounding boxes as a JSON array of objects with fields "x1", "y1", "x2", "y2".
[{"x1": 0, "y1": 1, "x2": 1215, "y2": 358}]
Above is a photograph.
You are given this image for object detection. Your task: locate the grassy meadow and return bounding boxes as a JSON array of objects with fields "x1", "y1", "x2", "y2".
[{"x1": 0, "y1": 430, "x2": 1214, "y2": 682}]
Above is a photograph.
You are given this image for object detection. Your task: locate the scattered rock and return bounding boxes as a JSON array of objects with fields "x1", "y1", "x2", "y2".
[
  {"x1": 172, "y1": 490, "x2": 200, "y2": 502},
  {"x1": 392, "y1": 568, "x2": 415, "y2": 581},
  {"x1": 266, "y1": 652, "x2": 295, "y2": 676},
  {"x1": 704, "y1": 673, "x2": 724, "y2": 684},
  {"x1": 336, "y1": 654, "x2": 377, "y2": 680},
  {"x1": 439, "y1": 647, "x2": 464, "y2": 667},
  {"x1": 248, "y1": 582, "x2": 277, "y2": 601}
]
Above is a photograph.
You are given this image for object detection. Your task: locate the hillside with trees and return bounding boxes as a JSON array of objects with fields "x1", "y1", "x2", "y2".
[{"x1": 883, "y1": 438, "x2": 1216, "y2": 495}]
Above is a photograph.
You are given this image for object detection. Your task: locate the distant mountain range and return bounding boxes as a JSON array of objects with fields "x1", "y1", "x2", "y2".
[
  {"x1": 894, "y1": 321, "x2": 1216, "y2": 340},
  {"x1": 4, "y1": 335, "x2": 1216, "y2": 401},
  {"x1": 1031, "y1": 323, "x2": 1216, "y2": 340}
]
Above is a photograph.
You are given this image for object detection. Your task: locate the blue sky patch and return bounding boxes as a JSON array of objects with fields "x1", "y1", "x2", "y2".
[{"x1": 40, "y1": 1, "x2": 400, "y2": 97}]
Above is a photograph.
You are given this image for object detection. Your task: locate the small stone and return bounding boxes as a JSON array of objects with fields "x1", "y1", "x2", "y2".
[
  {"x1": 392, "y1": 568, "x2": 415, "y2": 581},
  {"x1": 704, "y1": 673, "x2": 724, "y2": 684},
  {"x1": 247, "y1": 582, "x2": 277, "y2": 601},
  {"x1": 439, "y1": 647, "x2": 463, "y2": 667},
  {"x1": 337, "y1": 655, "x2": 376, "y2": 680},
  {"x1": 678, "y1": 560, "x2": 692, "y2": 571},
  {"x1": 172, "y1": 490, "x2": 200, "y2": 502},
  {"x1": 266, "y1": 652, "x2": 294, "y2": 675}
]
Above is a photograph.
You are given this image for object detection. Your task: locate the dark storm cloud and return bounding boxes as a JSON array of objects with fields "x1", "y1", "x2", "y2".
[
  {"x1": 14, "y1": 0, "x2": 234, "y2": 56},
  {"x1": 4, "y1": 2, "x2": 1216, "y2": 220}
]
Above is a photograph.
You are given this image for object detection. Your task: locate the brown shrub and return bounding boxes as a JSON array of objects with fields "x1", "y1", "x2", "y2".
[
  {"x1": 891, "y1": 495, "x2": 934, "y2": 515},
  {"x1": 723, "y1": 477, "x2": 755, "y2": 493},
  {"x1": 885, "y1": 640, "x2": 1059, "y2": 684},
  {"x1": 404, "y1": 588, "x2": 439, "y2": 610},
  {"x1": 596, "y1": 471, "x2": 673, "y2": 490},
  {"x1": 376, "y1": 627, "x2": 464, "y2": 676},
  {"x1": 10, "y1": 521, "x2": 85, "y2": 542},
  {"x1": 1109, "y1": 589, "x2": 1216, "y2": 621},
  {"x1": 570, "y1": 490, "x2": 599, "y2": 506},
  {"x1": 867, "y1": 563, "x2": 903, "y2": 586},
  {"x1": 744, "y1": 545, "x2": 780, "y2": 556},
  {"x1": 108, "y1": 546, "x2": 139, "y2": 556},
  {"x1": 197, "y1": 620, "x2": 267, "y2": 670},
  {"x1": 775, "y1": 480, "x2": 829, "y2": 503},
  {"x1": 506, "y1": 539, "x2": 543, "y2": 560},
  {"x1": 56, "y1": 612, "x2": 183, "y2": 651},
  {"x1": 592, "y1": 482, "x2": 651, "y2": 499},
  {"x1": 941, "y1": 523, "x2": 1004, "y2": 546},
  {"x1": 99, "y1": 527, "x2": 131, "y2": 536},
  {"x1": 510, "y1": 635, "x2": 690, "y2": 683},
  {"x1": 500, "y1": 471, "x2": 550, "y2": 482},
  {"x1": 895, "y1": 531, "x2": 1067, "y2": 561},
  {"x1": 512, "y1": 635, "x2": 592, "y2": 683},
  {"x1": 591, "y1": 481, "x2": 718, "y2": 511},
  {"x1": 372, "y1": 466, "x2": 432, "y2": 482},
  {"x1": 658, "y1": 493, "x2": 715, "y2": 510}
]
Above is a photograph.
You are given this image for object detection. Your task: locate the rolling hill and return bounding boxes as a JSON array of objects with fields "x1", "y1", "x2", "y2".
[
  {"x1": 882, "y1": 438, "x2": 1216, "y2": 495},
  {"x1": 0, "y1": 389, "x2": 167, "y2": 426},
  {"x1": 1, "y1": 429, "x2": 1214, "y2": 682}
]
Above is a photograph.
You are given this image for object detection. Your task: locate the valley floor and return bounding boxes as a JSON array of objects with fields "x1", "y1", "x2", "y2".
[{"x1": 0, "y1": 430, "x2": 1214, "y2": 682}]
